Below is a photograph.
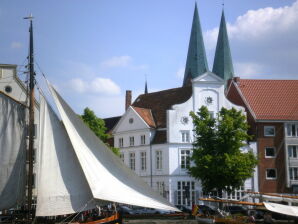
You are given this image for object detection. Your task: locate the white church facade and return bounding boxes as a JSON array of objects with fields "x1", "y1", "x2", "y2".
[
  {"x1": 112, "y1": 75, "x2": 258, "y2": 207},
  {"x1": 108, "y1": 4, "x2": 259, "y2": 207}
]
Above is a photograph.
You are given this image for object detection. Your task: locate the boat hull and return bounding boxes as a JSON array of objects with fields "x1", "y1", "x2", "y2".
[
  {"x1": 80, "y1": 213, "x2": 121, "y2": 224},
  {"x1": 196, "y1": 216, "x2": 215, "y2": 223}
]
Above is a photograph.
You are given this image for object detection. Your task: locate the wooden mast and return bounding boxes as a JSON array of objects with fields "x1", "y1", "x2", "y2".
[{"x1": 25, "y1": 14, "x2": 35, "y2": 220}]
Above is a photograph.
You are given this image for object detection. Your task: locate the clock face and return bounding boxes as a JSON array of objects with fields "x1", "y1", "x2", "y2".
[
  {"x1": 181, "y1": 116, "x2": 189, "y2": 125},
  {"x1": 205, "y1": 96, "x2": 213, "y2": 105}
]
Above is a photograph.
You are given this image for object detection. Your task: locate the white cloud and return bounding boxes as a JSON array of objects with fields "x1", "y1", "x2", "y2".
[
  {"x1": 90, "y1": 77, "x2": 121, "y2": 95},
  {"x1": 100, "y1": 55, "x2": 148, "y2": 70},
  {"x1": 68, "y1": 77, "x2": 121, "y2": 95},
  {"x1": 101, "y1": 55, "x2": 132, "y2": 67},
  {"x1": 176, "y1": 67, "x2": 185, "y2": 79},
  {"x1": 11, "y1": 42, "x2": 22, "y2": 49},
  {"x1": 204, "y1": 1, "x2": 298, "y2": 77},
  {"x1": 69, "y1": 78, "x2": 88, "y2": 93}
]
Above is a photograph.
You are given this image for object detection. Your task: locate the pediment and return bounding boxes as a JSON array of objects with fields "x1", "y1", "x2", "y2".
[
  {"x1": 192, "y1": 72, "x2": 224, "y2": 83},
  {"x1": 112, "y1": 106, "x2": 151, "y2": 133}
]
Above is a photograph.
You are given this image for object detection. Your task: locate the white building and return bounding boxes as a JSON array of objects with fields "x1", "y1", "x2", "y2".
[
  {"x1": 109, "y1": 5, "x2": 259, "y2": 207},
  {"x1": 0, "y1": 64, "x2": 39, "y2": 199}
]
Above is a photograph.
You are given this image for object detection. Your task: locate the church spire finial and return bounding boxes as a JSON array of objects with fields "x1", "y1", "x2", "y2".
[
  {"x1": 212, "y1": 10, "x2": 234, "y2": 86},
  {"x1": 182, "y1": 2, "x2": 209, "y2": 87}
]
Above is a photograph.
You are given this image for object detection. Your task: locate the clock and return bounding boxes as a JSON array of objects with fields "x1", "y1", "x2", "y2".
[
  {"x1": 205, "y1": 96, "x2": 213, "y2": 105},
  {"x1": 181, "y1": 116, "x2": 189, "y2": 124}
]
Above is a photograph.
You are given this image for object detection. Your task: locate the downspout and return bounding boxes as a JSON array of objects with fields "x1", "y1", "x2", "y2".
[{"x1": 150, "y1": 132, "x2": 153, "y2": 187}]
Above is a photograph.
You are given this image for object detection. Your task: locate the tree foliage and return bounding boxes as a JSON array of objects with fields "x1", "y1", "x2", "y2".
[
  {"x1": 81, "y1": 107, "x2": 120, "y2": 156},
  {"x1": 189, "y1": 106, "x2": 258, "y2": 194}
]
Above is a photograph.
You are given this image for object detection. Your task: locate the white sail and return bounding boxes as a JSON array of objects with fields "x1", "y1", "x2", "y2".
[
  {"x1": 36, "y1": 95, "x2": 95, "y2": 216},
  {"x1": 49, "y1": 85, "x2": 179, "y2": 212},
  {"x1": 0, "y1": 93, "x2": 26, "y2": 210},
  {"x1": 264, "y1": 202, "x2": 298, "y2": 217}
]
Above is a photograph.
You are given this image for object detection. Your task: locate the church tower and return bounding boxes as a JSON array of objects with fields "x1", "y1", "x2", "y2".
[
  {"x1": 212, "y1": 10, "x2": 234, "y2": 85},
  {"x1": 182, "y1": 3, "x2": 209, "y2": 87}
]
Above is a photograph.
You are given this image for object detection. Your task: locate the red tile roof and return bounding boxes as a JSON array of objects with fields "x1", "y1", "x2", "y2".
[
  {"x1": 235, "y1": 79, "x2": 298, "y2": 121},
  {"x1": 132, "y1": 106, "x2": 156, "y2": 128}
]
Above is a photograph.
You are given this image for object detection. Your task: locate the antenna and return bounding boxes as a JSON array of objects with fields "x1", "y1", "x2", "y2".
[
  {"x1": 222, "y1": 0, "x2": 225, "y2": 9},
  {"x1": 24, "y1": 13, "x2": 34, "y2": 20}
]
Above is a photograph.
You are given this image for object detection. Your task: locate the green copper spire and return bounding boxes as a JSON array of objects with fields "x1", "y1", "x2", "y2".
[
  {"x1": 212, "y1": 10, "x2": 234, "y2": 84},
  {"x1": 183, "y1": 3, "x2": 209, "y2": 86}
]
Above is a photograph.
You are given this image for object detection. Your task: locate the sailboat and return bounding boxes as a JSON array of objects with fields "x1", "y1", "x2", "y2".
[{"x1": 0, "y1": 15, "x2": 179, "y2": 223}]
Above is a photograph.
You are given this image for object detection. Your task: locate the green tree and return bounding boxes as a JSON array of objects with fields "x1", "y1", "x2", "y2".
[
  {"x1": 189, "y1": 106, "x2": 258, "y2": 195},
  {"x1": 81, "y1": 107, "x2": 120, "y2": 156}
]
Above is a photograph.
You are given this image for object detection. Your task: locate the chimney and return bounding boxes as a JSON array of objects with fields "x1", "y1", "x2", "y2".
[
  {"x1": 233, "y1": 77, "x2": 240, "y2": 85},
  {"x1": 125, "y1": 90, "x2": 132, "y2": 110}
]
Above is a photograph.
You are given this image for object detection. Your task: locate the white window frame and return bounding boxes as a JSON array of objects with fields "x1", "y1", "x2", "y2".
[
  {"x1": 287, "y1": 123, "x2": 298, "y2": 137},
  {"x1": 181, "y1": 131, "x2": 190, "y2": 143},
  {"x1": 129, "y1": 136, "x2": 134, "y2": 146},
  {"x1": 289, "y1": 167, "x2": 298, "y2": 180},
  {"x1": 129, "y1": 152, "x2": 135, "y2": 170},
  {"x1": 157, "y1": 181, "x2": 165, "y2": 197},
  {"x1": 266, "y1": 168, "x2": 277, "y2": 180},
  {"x1": 140, "y1": 151, "x2": 146, "y2": 171},
  {"x1": 141, "y1": 135, "x2": 146, "y2": 145},
  {"x1": 264, "y1": 126, "x2": 275, "y2": 137},
  {"x1": 118, "y1": 137, "x2": 123, "y2": 148},
  {"x1": 155, "y1": 150, "x2": 163, "y2": 170},
  {"x1": 265, "y1": 147, "x2": 276, "y2": 158},
  {"x1": 177, "y1": 181, "x2": 195, "y2": 206},
  {"x1": 180, "y1": 149, "x2": 191, "y2": 169},
  {"x1": 288, "y1": 145, "x2": 298, "y2": 158}
]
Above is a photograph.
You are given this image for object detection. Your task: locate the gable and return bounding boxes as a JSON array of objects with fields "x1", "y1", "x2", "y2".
[
  {"x1": 113, "y1": 107, "x2": 150, "y2": 133},
  {"x1": 192, "y1": 71, "x2": 224, "y2": 83}
]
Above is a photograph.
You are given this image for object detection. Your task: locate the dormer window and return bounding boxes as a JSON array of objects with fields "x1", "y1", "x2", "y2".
[{"x1": 129, "y1": 118, "x2": 134, "y2": 124}]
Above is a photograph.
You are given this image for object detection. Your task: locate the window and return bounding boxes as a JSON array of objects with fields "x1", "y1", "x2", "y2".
[
  {"x1": 5, "y1": 85, "x2": 12, "y2": 93},
  {"x1": 120, "y1": 153, "x2": 124, "y2": 163},
  {"x1": 264, "y1": 126, "x2": 275, "y2": 137},
  {"x1": 140, "y1": 151, "x2": 146, "y2": 171},
  {"x1": 180, "y1": 149, "x2": 191, "y2": 169},
  {"x1": 265, "y1": 147, "x2": 276, "y2": 158},
  {"x1": 289, "y1": 167, "x2": 298, "y2": 180},
  {"x1": 129, "y1": 152, "x2": 135, "y2": 170},
  {"x1": 266, "y1": 168, "x2": 277, "y2": 179},
  {"x1": 141, "y1": 135, "x2": 146, "y2": 145},
  {"x1": 287, "y1": 124, "x2": 298, "y2": 137},
  {"x1": 177, "y1": 181, "x2": 195, "y2": 206},
  {"x1": 118, "y1": 138, "x2": 123, "y2": 148},
  {"x1": 129, "y1": 136, "x2": 134, "y2": 146},
  {"x1": 155, "y1": 150, "x2": 162, "y2": 170},
  {"x1": 288, "y1": 145, "x2": 298, "y2": 158},
  {"x1": 209, "y1": 111, "x2": 215, "y2": 119},
  {"x1": 157, "y1": 181, "x2": 165, "y2": 197},
  {"x1": 181, "y1": 131, "x2": 190, "y2": 143}
]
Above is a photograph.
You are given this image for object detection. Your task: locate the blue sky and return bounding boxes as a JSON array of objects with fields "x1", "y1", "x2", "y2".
[{"x1": 1, "y1": 0, "x2": 298, "y2": 118}]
